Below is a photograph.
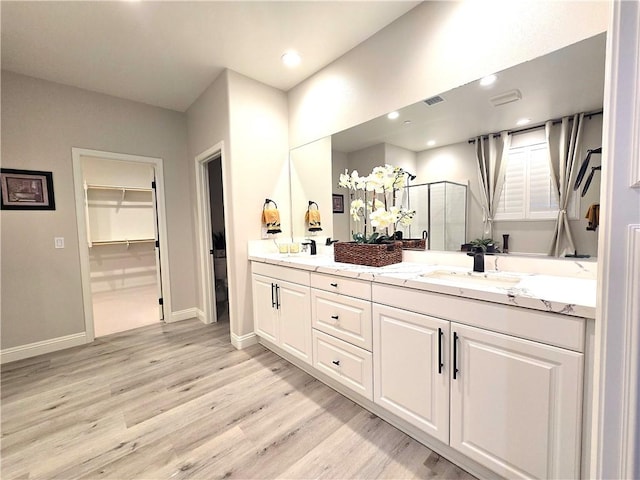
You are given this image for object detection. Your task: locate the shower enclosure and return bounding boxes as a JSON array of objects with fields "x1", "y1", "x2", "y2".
[{"x1": 399, "y1": 181, "x2": 467, "y2": 251}]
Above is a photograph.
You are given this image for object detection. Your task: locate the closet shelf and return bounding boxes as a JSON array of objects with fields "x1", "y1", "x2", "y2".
[
  {"x1": 90, "y1": 238, "x2": 156, "y2": 247},
  {"x1": 85, "y1": 183, "x2": 153, "y2": 193}
]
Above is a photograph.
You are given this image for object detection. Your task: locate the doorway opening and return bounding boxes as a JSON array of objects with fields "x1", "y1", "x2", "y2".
[
  {"x1": 195, "y1": 141, "x2": 228, "y2": 325},
  {"x1": 72, "y1": 148, "x2": 171, "y2": 340},
  {"x1": 208, "y1": 156, "x2": 228, "y2": 323}
]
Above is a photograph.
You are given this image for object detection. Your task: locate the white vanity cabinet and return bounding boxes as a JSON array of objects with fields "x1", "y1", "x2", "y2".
[
  {"x1": 373, "y1": 304, "x2": 450, "y2": 443},
  {"x1": 251, "y1": 263, "x2": 312, "y2": 365},
  {"x1": 450, "y1": 322, "x2": 583, "y2": 480},
  {"x1": 373, "y1": 283, "x2": 585, "y2": 480},
  {"x1": 249, "y1": 259, "x2": 591, "y2": 480}
]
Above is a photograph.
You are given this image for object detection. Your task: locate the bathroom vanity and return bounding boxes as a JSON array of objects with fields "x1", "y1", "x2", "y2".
[{"x1": 249, "y1": 252, "x2": 596, "y2": 480}]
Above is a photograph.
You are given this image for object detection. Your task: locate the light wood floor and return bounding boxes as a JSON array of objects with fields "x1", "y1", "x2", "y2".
[{"x1": 1, "y1": 319, "x2": 476, "y2": 480}]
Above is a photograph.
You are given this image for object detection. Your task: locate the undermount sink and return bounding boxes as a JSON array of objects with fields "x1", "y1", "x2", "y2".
[{"x1": 421, "y1": 269, "x2": 522, "y2": 288}]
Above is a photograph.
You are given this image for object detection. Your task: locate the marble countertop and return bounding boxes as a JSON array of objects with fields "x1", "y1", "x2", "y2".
[{"x1": 248, "y1": 253, "x2": 596, "y2": 319}]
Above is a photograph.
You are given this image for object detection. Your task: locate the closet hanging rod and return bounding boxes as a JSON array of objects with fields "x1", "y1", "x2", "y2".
[{"x1": 467, "y1": 109, "x2": 603, "y2": 144}]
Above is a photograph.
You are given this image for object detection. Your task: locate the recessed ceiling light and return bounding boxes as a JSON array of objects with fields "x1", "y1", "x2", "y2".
[
  {"x1": 516, "y1": 118, "x2": 531, "y2": 126},
  {"x1": 479, "y1": 74, "x2": 497, "y2": 87},
  {"x1": 281, "y1": 51, "x2": 301, "y2": 67},
  {"x1": 387, "y1": 111, "x2": 399, "y2": 120},
  {"x1": 427, "y1": 140, "x2": 436, "y2": 147}
]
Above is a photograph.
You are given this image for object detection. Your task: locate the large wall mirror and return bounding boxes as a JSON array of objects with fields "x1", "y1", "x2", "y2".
[
  {"x1": 327, "y1": 33, "x2": 605, "y2": 257},
  {"x1": 290, "y1": 136, "x2": 333, "y2": 240}
]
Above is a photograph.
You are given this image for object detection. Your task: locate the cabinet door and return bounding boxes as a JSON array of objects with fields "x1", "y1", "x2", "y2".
[
  {"x1": 450, "y1": 323, "x2": 583, "y2": 480},
  {"x1": 252, "y1": 274, "x2": 279, "y2": 343},
  {"x1": 278, "y1": 279, "x2": 312, "y2": 365},
  {"x1": 373, "y1": 304, "x2": 450, "y2": 443}
]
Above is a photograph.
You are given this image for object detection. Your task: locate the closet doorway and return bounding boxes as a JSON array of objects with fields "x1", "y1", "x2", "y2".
[{"x1": 72, "y1": 148, "x2": 172, "y2": 340}]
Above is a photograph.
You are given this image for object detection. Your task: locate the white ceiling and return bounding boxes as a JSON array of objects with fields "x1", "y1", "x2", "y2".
[
  {"x1": 332, "y1": 33, "x2": 606, "y2": 153},
  {"x1": 1, "y1": 1, "x2": 419, "y2": 112}
]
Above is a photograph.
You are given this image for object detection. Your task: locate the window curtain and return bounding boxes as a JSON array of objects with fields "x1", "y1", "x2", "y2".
[
  {"x1": 474, "y1": 131, "x2": 512, "y2": 239},
  {"x1": 546, "y1": 113, "x2": 585, "y2": 257}
]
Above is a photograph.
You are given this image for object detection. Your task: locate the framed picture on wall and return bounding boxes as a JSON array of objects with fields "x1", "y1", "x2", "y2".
[
  {"x1": 0, "y1": 168, "x2": 56, "y2": 210},
  {"x1": 332, "y1": 194, "x2": 344, "y2": 213}
]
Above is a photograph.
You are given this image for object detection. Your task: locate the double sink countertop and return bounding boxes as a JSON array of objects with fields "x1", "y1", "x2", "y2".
[{"x1": 248, "y1": 252, "x2": 596, "y2": 319}]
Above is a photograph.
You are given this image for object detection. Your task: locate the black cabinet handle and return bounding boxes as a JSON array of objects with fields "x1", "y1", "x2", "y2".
[
  {"x1": 453, "y1": 332, "x2": 459, "y2": 380},
  {"x1": 331, "y1": 315, "x2": 339, "y2": 320},
  {"x1": 275, "y1": 285, "x2": 280, "y2": 309},
  {"x1": 271, "y1": 283, "x2": 276, "y2": 308},
  {"x1": 438, "y1": 327, "x2": 444, "y2": 374},
  {"x1": 330, "y1": 283, "x2": 338, "y2": 287},
  {"x1": 332, "y1": 360, "x2": 340, "y2": 366}
]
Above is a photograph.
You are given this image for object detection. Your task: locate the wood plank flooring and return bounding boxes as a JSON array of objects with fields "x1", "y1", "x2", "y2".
[{"x1": 1, "y1": 319, "x2": 476, "y2": 479}]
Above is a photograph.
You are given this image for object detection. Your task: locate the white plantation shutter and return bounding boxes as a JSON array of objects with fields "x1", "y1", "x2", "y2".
[
  {"x1": 496, "y1": 149, "x2": 526, "y2": 219},
  {"x1": 528, "y1": 143, "x2": 559, "y2": 218},
  {"x1": 496, "y1": 142, "x2": 573, "y2": 220}
]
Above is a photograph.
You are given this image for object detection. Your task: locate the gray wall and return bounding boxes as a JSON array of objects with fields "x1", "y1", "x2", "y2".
[{"x1": 1, "y1": 71, "x2": 196, "y2": 349}]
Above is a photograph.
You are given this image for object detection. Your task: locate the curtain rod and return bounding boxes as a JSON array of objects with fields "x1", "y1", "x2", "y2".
[{"x1": 468, "y1": 109, "x2": 603, "y2": 144}]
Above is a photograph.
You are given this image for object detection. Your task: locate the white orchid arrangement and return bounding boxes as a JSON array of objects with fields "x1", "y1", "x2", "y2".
[{"x1": 338, "y1": 164, "x2": 416, "y2": 244}]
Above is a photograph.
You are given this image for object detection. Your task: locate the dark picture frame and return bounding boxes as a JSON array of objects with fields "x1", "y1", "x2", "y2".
[
  {"x1": 0, "y1": 168, "x2": 56, "y2": 210},
  {"x1": 332, "y1": 193, "x2": 344, "y2": 213}
]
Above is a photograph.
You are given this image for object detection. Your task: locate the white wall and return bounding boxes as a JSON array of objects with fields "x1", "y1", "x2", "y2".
[
  {"x1": 187, "y1": 69, "x2": 289, "y2": 339},
  {"x1": 346, "y1": 143, "x2": 386, "y2": 176},
  {"x1": 227, "y1": 70, "x2": 289, "y2": 337},
  {"x1": 385, "y1": 144, "x2": 417, "y2": 174},
  {"x1": 0, "y1": 71, "x2": 195, "y2": 350},
  {"x1": 288, "y1": 0, "x2": 609, "y2": 148}
]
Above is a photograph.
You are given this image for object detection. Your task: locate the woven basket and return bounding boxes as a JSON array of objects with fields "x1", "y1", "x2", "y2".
[
  {"x1": 334, "y1": 241, "x2": 403, "y2": 267},
  {"x1": 399, "y1": 238, "x2": 426, "y2": 250}
]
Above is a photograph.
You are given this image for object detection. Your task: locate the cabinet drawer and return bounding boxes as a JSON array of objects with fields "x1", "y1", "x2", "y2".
[
  {"x1": 373, "y1": 283, "x2": 586, "y2": 352},
  {"x1": 310, "y1": 273, "x2": 371, "y2": 300},
  {"x1": 252, "y1": 262, "x2": 310, "y2": 286},
  {"x1": 311, "y1": 289, "x2": 372, "y2": 351},
  {"x1": 312, "y1": 330, "x2": 373, "y2": 400}
]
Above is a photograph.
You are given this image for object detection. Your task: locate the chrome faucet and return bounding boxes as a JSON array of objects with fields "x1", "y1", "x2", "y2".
[{"x1": 467, "y1": 246, "x2": 485, "y2": 273}]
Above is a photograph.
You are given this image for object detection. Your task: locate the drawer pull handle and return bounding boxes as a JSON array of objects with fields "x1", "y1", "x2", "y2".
[
  {"x1": 330, "y1": 283, "x2": 338, "y2": 287},
  {"x1": 453, "y1": 332, "x2": 459, "y2": 380},
  {"x1": 332, "y1": 360, "x2": 340, "y2": 366},
  {"x1": 271, "y1": 283, "x2": 276, "y2": 308},
  {"x1": 438, "y1": 327, "x2": 444, "y2": 374},
  {"x1": 331, "y1": 315, "x2": 339, "y2": 320}
]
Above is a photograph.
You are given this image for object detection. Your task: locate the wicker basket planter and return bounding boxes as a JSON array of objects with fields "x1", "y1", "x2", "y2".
[
  {"x1": 334, "y1": 241, "x2": 403, "y2": 267},
  {"x1": 399, "y1": 238, "x2": 426, "y2": 250}
]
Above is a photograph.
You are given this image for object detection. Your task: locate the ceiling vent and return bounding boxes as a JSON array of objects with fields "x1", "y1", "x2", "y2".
[
  {"x1": 423, "y1": 95, "x2": 445, "y2": 106},
  {"x1": 489, "y1": 89, "x2": 522, "y2": 107}
]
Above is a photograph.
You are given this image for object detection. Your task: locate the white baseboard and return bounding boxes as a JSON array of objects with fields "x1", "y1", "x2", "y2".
[
  {"x1": 231, "y1": 331, "x2": 258, "y2": 349},
  {"x1": 1, "y1": 332, "x2": 87, "y2": 364},
  {"x1": 168, "y1": 308, "x2": 198, "y2": 323},
  {"x1": 196, "y1": 308, "x2": 207, "y2": 323}
]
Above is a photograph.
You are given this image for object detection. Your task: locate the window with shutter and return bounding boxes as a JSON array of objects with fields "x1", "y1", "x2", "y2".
[{"x1": 495, "y1": 142, "x2": 577, "y2": 221}]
